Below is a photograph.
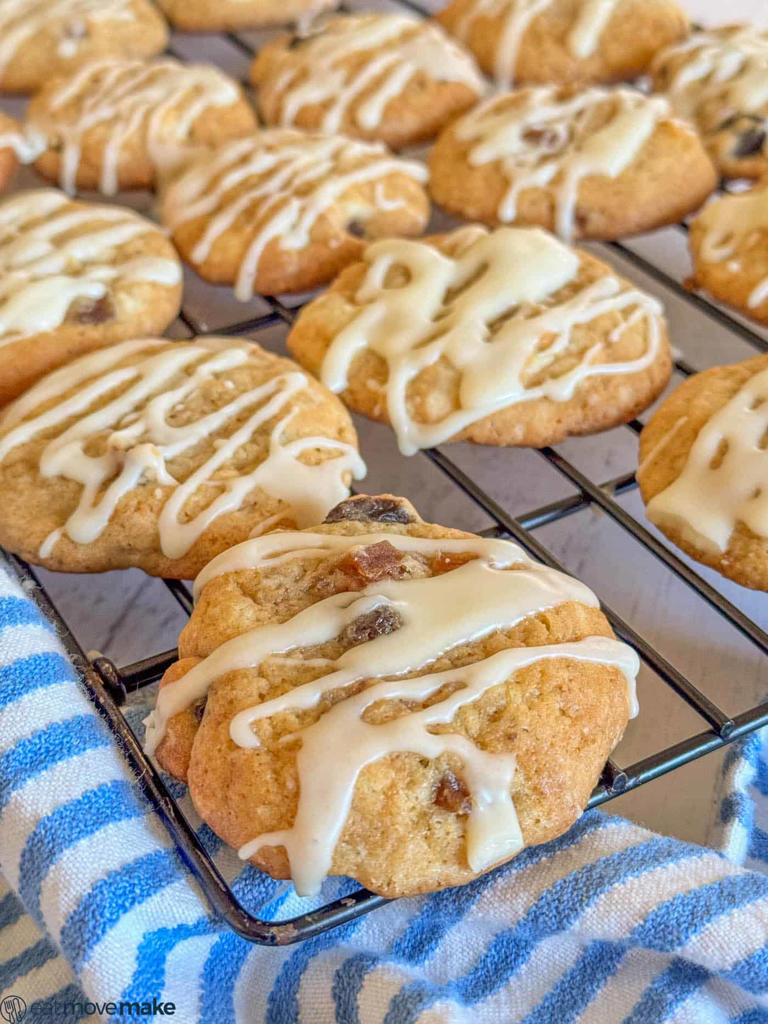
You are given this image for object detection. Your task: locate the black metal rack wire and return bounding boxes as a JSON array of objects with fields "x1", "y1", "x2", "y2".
[{"x1": 3, "y1": 0, "x2": 768, "y2": 945}]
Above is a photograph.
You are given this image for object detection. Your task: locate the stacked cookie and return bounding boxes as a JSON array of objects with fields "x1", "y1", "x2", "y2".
[{"x1": 0, "y1": 0, "x2": 763, "y2": 902}]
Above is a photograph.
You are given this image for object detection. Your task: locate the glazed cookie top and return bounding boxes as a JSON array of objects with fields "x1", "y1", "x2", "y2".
[
  {"x1": 0, "y1": 190, "x2": 181, "y2": 349},
  {"x1": 436, "y1": 0, "x2": 688, "y2": 86},
  {"x1": 145, "y1": 498, "x2": 639, "y2": 896},
  {"x1": 652, "y1": 26, "x2": 768, "y2": 175},
  {"x1": 27, "y1": 57, "x2": 256, "y2": 195},
  {"x1": 691, "y1": 183, "x2": 768, "y2": 311},
  {"x1": 160, "y1": 130, "x2": 429, "y2": 300},
  {"x1": 640, "y1": 358, "x2": 768, "y2": 559},
  {"x1": 292, "y1": 225, "x2": 666, "y2": 455},
  {"x1": 435, "y1": 84, "x2": 676, "y2": 241},
  {"x1": 251, "y1": 13, "x2": 486, "y2": 144},
  {"x1": 0, "y1": 0, "x2": 168, "y2": 90},
  {"x1": 0, "y1": 337, "x2": 365, "y2": 570}
]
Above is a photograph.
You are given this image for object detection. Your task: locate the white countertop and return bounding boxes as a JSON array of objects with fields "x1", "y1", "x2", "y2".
[{"x1": 6, "y1": 0, "x2": 768, "y2": 850}]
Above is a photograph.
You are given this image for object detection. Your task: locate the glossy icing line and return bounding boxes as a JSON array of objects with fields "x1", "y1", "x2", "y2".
[
  {"x1": 454, "y1": 85, "x2": 672, "y2": 241},
  {"x1": 0, "y1": 190, "x2": 180, "y2": 346},
  {"x1": 271, "y1": 13, "x2": 485, "y2": 132},
  {"x1": 32, "y1": 57, "x2": 244, "y2": 195},
  {"x1": 318, "y1": 226, "x2": 664, "y2": 455},
  {"x1": 144, "y1": 527, "x2": 639, "y2": 895},
  {"x1": 646, "y1": 367, "x2": 768, "y2": 554},
  {"x1": 0, "y1": 338, "x2": 366, "y2": 560},
  {"x1": 453, "y1": 0, "x2": 622, "y2": 84},
  {"x1": 162, "y1": 130, "x2": 428, "y2": 301}
]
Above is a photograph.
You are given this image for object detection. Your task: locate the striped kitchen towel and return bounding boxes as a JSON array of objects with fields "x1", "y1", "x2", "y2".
[{"x1": 1, "y1": 563, "x2": 767, "y2": 1024}]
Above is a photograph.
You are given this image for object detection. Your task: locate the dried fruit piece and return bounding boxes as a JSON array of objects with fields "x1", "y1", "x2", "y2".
[
  {"x1": 342, "y1": 605, "x2": 402, "y2": 646},
  {"x1": 433, "y1": 769, "x2": 472, "y2": 814},
  {"x1": 324, "y1": 495, "x2": 416, "y2": 524},
  {"x1": 339, "y1": 540, "x2": 407, "y2": 586}
]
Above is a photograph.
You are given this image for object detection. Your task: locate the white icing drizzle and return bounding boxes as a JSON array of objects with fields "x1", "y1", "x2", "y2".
[
  {"x1": 0, "y1": 190, "x2": 180, "y2": 348},
  {"x1": 454, "y1": 85, "x2": 673, "y2": 241},
  {"x1": 161, "y1": 130, "x2": 428, "y2": 301},
  {"x1": 656, "y1": 27, "x2": 768, "y2": 125},
  {"x1": 696, "y1": 185, "x2": 768, "y2": 309},
  {"x1": 0, "y1": 338, "x2": 366, "y2": 560},
  {"x1": 268, "y1": 13, "x2": 485, "y2": 133},
  {"x1": 646, "y1": 367, "x2": 768, "y2": 554},
  {"x1": 318, "y1": 226, "x2": 664, "y2": 455},
  {"x1": 144, "y1": 527, "x2": 639, "y2": 895},
  {"x1": 30, "y1": 57, "x2": 245, "y2": 195},
  {"x1": 452, "y1": 0, "x2": 621, "y2": 85},
  {"x1": 0, "y1": 0, "x2": 136, "y2": 75}
]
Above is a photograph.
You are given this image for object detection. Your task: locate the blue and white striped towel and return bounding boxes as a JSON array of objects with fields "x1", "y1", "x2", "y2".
[{"x1": 1, "y1": 563, "x2": 768, "y2": 1024}]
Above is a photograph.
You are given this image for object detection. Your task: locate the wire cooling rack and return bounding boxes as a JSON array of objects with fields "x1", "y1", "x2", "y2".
[{"x1": 2, "y1": 0, "x2": 768, "y2": 945}]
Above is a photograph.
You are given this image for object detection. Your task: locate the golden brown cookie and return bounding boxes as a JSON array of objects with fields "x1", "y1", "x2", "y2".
[
  {"x1": 287, "y1": 225, "x2": 673, "y2": 454},
  {"x1": 157, "y1": 0, "x2": 336, "y2": 30},
  {"x1": 638, "y1": 355, "x2": 768, "y2": 592},
  {"x1": 0, "y1": 337, "x2": 366, "y2": 578},
  {"x1": 436, "y1": 0, "x2": 688, "y2": 87},
  {"x1": 0, "y1": 189, "x2": 182, "y2": 407},
  {"x1": 159, "y1": 129, "x2": 430, "y2": 298},
  {"x1": 0, "y1": 0, "x2": 169, "y2": 94},
  {"x1": 145, "y1": 492, "x2": 638, "y2": 898},
  {"x1": 652, "y1": 27, "x2": 768, "y2": 181},
  {"x1": 250, "y1": 13, "x2": 486, "y2": 149},
  {"x1": 27, "y1": 58, "x2": 257, "y2": 195},
  {"x1": 688, "y1": 181, "x2": 768, "y2": 326},
  {"x1": 429, "y1": 85, "x2": 717, "y2": 242}
]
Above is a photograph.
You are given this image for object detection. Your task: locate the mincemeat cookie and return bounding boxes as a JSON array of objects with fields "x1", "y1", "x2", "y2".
[
  {"x1": 0, "y1": 189, "x2": 183, "y2": 406},
  {"x1": 159, "y1": 129, "x2": 430, "y2": 298},
  {"x1": 250, "y1": 13, "x2": 486, "y2": 149},
  {"x1": 689, "y1": 180, "x2": 768, "y2": 325},
  {"x1": 286, "y1": 225, "x2": 673, "y2": 453},
  {"x1": 652, "y1": 26, "x2": 768, "y2": 180},
  {"x1": 157, "y1": 0, "x2": 336, "y2": 30},
  {"x1": 638, "y1": 355, "x2": 768, "y2": 592},
  {"x1": 145, "y1": 492, "x2": 638, "y2": 897},
  {"x1": 0, "y1": 0, "x2": 169, "y2": 94},
  {"x1": 0, "y1": 337, "x2": 366, "y2": 578},
  {"x1": 435, "y1": 0, "x2": 688, "y2": 87},
  {"x1": 429, "y1": 85, "x2": 717, "y2": 242},
  {"x1": 27, "y1": 57, "x2": 257, "y2": 195}
]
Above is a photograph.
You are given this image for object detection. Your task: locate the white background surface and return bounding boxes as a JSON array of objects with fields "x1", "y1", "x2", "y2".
[{"x1": 3, "y1": 0, "x2": 768, "y2": 852}]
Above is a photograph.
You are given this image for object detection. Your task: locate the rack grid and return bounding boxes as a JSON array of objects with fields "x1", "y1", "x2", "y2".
[{"x1": 3, "y1": 0, "x2": 768, "y2": 945}]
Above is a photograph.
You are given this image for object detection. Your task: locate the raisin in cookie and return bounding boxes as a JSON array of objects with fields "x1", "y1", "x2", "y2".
[
  {"x1": 436, "y1": 0, "x2": 687, "y2": 88},
  {"x1": 157, "y1": 0, "x2": 336, "y2": 30},
  {"x1": 250, "y1": 13, "x2": 485, "y2": 150},
  {"x1": 145, "y1": 493, "x2": 638, "y2": 898},
  {"x1": 159, "y1": 129, "x2": 430, "y2": 298},
  {"x1": 287, "y1": 225, "x2": 672, "y2": 454},
  {"x1": 652, "y1": 27, "x2": 768, "y2": 181},
  {"x1": 638, "y1": 355, "x2": 768, "y2": 592},
  {"x1": 0, "y1": 189, "x2": 182, "y2": 406},
  {"x1": 0, "y1": 0, "x2": 169, "y2": 94},
  {"x1": 429, "y1": 85, "x2": 716, "y2": 242},
  {"x1": 27, "y1": 58, "x2": 257, "y2": 195},
  {"x1": 0, "y1": 338, "x2": 365, "y2": 578},
  {"x1": 688, "y1": 181, "x2": 768, "y2": 325}
]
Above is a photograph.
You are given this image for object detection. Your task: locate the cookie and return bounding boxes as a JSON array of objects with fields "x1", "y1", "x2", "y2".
[
  {"x1": 0, "y1": 0, "x2": 169, "y2": 94},
  {"x1": 435, "y1": 0, "x2": 688, "y2": 88},
  {"x1": 0, "y1": 337, "x2": 366, "y2": 578},
  {"x1": 145, "y1": 493, "x2": 638, "y2": 898},
  {"x1": 27, "y1": 58, "x2": 257, "y2": 195},
  {"x1": 286, "y1": 225, "x2": 673, "y2": 454},
  {"x1": 157, "y1": 0, "x2": 336, "y2": 31},
  {"x1": 0, "y1": 112, "x2": 31, "y2": 192},
  {"x1": 250, "y1": 13, "x2": 486, "y2": 149},
  {"x1": 652, "y1": 27, "x2": 768, "y2": 180},
  {"x1": 638, "y1": 355, "x2": 768, "y2": 592},
  {"x1": 159, "y1": 129, "x2": 430, "y2": 299},
  {"x1": 688, "y1": 181, "x2": 768, "y2": 325},
  {"x1": 429, "y1": 85, "x2": 717, "y2": 242},
  {"x1": 0, "y1": 189, "x2": 182, "y2": 407}
]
